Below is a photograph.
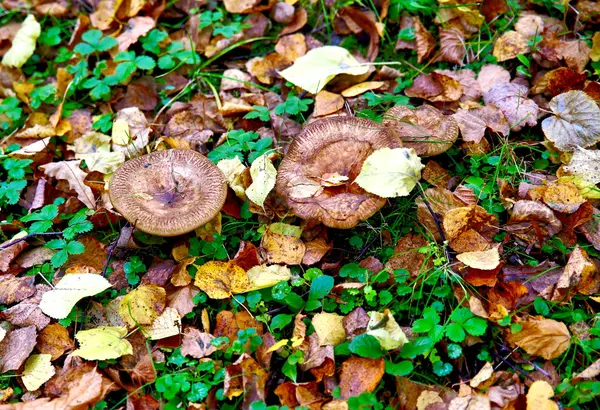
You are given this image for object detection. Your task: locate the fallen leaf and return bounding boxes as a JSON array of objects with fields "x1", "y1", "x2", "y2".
[
  {"x1": 0, "y1": 275, "x2": 35, "y2": 305},
  {"x1": 506, "y1": 316, "x2": 570, "y2": 360},
  {"x1": 493, "y1": 30, "x2": 529, "y2": 61},
  {"x1": 564, "y1": 147, "x2": 600, "y2": 184},
  {"x1": 72, "y1": 326, "x2": 133, "y2": 360},
  {"x1": 193, "y1": 261, "x2": 249, "y2": 299},
  {"x1": 218, "y1": 156, "x2": 248, "y2": 200},
  {"x1": 470, "y1": 362, "x2": 494, "y2": 388},
  {"x1": 366, "y1": 309, "x2": 408, "y2": 350},
  {"x1": 313, "y1": 312, "x2": 346, "y2": 346},
  {"x1": 278, "y1": 45, "x2": 370, "y2": 94},
  {"x1": 457, "y1": 247, "x2": 501, "y2": 270},
  {"x1": 260, "y1": 227, "x2": 306, "y2": 265},
  {"x1": 181, "y1": 327, "x2": 216, "y2": 358},
  {"x1": 302, "y1": 238, "x2": 332, "y2": 265},
  {"x1": 246, "y1": 264, "x2": 292, "y2": 291},
  {"x1": 542, "y1": 180, "x2": 586, "y2": 214},
  {"x1": 383, "y1": 105, "x2": 459, "y2": 156},
  {"x1": 21, "y1": 354, "x2": 55, "y2": 391},
  {"x1": 542, "y1": 90, "x2": 600, "y2": 152},
  {"x1": 39, "y1": 274, "x2": 112, "y2": 319},
  {"x1": 416, "y1": 391, "x2": 443, "y2": 410},
  {"x1": 438, "y1": 28, "x2": 467, "y2": 65},
  {"x1": 526, "y1": 381, "x2": 559, "y2": 410},
  {"x1": 477, "y1": 64, "x2": 511, "y2": 93},
  {"x1": 484, "y1": 83, "x2": 538, "y2": 132},
  {"x1": 246, "y1": 154, "x2": 277, "y2": 208},
  {"x1": 574, "y1": 359, "x2": 600, "y2": 379},
  {"x1": 314, "y1": 90, "x2": 344, "y2": 117},
  {"x1": 144, "y1": 307, "x2": 181, "y2": 340},
  {"x1": 116, "y1": 16, "x2": 155, "y2": 52},
  {"x1": 355, "y1": 148, "x2": 424, "y2": 198},
  {"x1": 395, "y1": 16, "x2": 435, "y2": 63},
  {"x1": 36, "y1": 323, "x2": 74, "y2": 360},
  {"x1": 275, "y1": 33, "x2": 307, "y2": 62},
  {"x1": 40, "y1": 160, "x2": 96, "y2": 209},
  {"x1": 341, "y1": 81, "x2": 384, "y2": 97},
  {"x1": 0, "y1": 326, "x2": 36, "y2": 373},
  {"x1": 119, "y1": 284, "x2": 166, "y2": 327},
  {"x1": 505, "y1": 200, "x2": 562, "y2": 245},
  {"x1": 2, "y1": 15, "x2": 40, "y2": 68},
  {"x1": 405, "y1": 71, "x2": 463, "y2": 102},
  {"x1": 68, "y1": 131, "x2": 125, "y2": 175},
  {"x1": 339, "y1": 357, "x2": 385, "y2": 399}
]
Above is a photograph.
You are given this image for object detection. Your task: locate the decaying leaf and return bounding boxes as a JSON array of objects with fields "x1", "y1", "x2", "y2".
[
  {"x1": 564, "y1": 147, "x2": 600, "y2": 184},
  {"x1": 366, "y1": 310, "x2": 408, "y2": 350},
  {"x1": 338, "y1": 357, "x2": 385, "y2": 399},
  {"x1": 542, "y1": 90, "x2": 600, "y2": 152},
  {"x1": 144, "y1": 307, "x2": 182, "y2": 340},
  {"x1": 484, "y1": 83, "x2": 538, "y2": 132},
  {"x1": 506, "y1": 316, "x2": 570, "y2": 360},
  {"x1": 312, "y1": 312, "x2": 346, "y2": 346}
]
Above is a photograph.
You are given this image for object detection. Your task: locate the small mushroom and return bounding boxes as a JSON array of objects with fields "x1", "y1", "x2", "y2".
[
  {"x1": 383, "y1": 105, "x2": 458, "y2": 157},
  {"x1": 276, "y1": 117, "x2": 401, "y2": 229},
  {"x1": 109, "y1": 149, "x2": 227, "y2": 236}
]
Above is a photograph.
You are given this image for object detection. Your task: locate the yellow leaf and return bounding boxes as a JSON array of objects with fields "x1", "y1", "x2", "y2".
[
  {"x1": 269, "y1": 222, "x2": 302, "y2": 238},
  {"x1": 291, "y1": 336, "x2": 304, "y2": 347},
  {"x1": 312, "y1": 312, "x2": 346, "y2": 346},
  {"x1": 526, "y1": 381, "x2": 559, "y2": 410},
  {"x1": 39, "y1": 274, "x2": 112, "y2": 319},
  {"x1": 144, "y1": 307, "x2": 182, "y2": 340},
  {"x1": 193, "y1": 261, "x2": 249, "y2": 299},
  {"x1": 366, "y1": 310, "x2": 409, "y2": 350},
  {"x1": 591, "y1": 32, "x2": 600, "y2": 62},
  {"x1": 2, "y1": 15, "x2": 41, "y2": 68},
  {"x1": 246, "y1": 154, "x2": 277, "y2": 208},
  {"x1": 470, "y1": 362, "x2": 494, "y2": 388},
  {"x1": 456, "y1": 247, "x2": 501, "y2": 270},
  {"x1": 246, "y1": 264, "x2": 292, "y2": 292},
  {"x1": 72, "y1": 326, "x2": 133, "y2": 360},
  {"x1": 341, "y1": 81, "x2": 385, "y2": 98},
  {"x1": 217, "y1": 157, "x2": 248, "y2": 200},
  {"x1": 355, "y1": 148, "x2": 424, "y2": 198},
  {"x1": 278, "y1": 46, "x2": 370, "y2": 94},
  {"x1": 266, "y1": 339, "x2": 289, "y2": 353},
  {"x1": 111, "y1": 118, "x2": 131, "y2": 146},
  {"x1": 119, "y1": 284, "x2": 166, "y2": 327},
  {"x1": 21, "y1": 354, "x2": 55, "y2": 391},
  {"x1": 557, "y1": 176, "x2": 600, "y2": 199}
]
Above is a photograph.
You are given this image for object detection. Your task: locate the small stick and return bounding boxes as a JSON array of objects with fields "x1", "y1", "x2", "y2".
[
  {"x1": 0, "y1": 232, "x2": 62, "y2": 250},
  {"x1": 492, "y1": 351, "x2": 536, "y2": 382},
  {"x1": 101, "y1": 224, "x2": 128, "y2": 277}
]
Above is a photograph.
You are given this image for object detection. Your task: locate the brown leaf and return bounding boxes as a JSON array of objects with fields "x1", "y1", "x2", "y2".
[
  {"x1": 437, "y1": 28, "x2": 467, "y2": 65},
  {"x1": 275, "y1": 33, "x2": 307, "y2": 62},
  {"x1": 405, "y1": 72, "x2": 463, "y2": 102},
  {"x1": 280, "y1": 8, "x2": 308, "y2": 36},
  {"x1": 437, "y1": 69, "x2": 482, "y2": 103},
  {"x1": 422, "y1": 161, "x2": 451, "y2": 188},
  {"x1": 395, "y1": 16, "x2": 435, "y2": 63},
  {"x1": 223, "y1": 354, "x2": 268, "y2": 406},
  {"x1": 339, "y1": 357, "x2": 385, "y2": 399},
  {"x1": 166, "y1": 284, "x2": 198, "y2": 317},
  {"x1": 116, "y1": 16, "x2": 155, "y2": 52},
  {"x1": 505, "y1": 200, "x2": 562, "y2": 246},
  {"x1": 506, "y1": 316, "x2": 570, "y2": 360},
  {"x1": 493, "y1": 30, "x2": 529, "y2": 62},
  {"x1": 477, "y1": 64, "x2": 511, "y2": 93},
  {"x1": 383, "y1": 105, "x2": 459, "y2": 156},
  {"x1": 574, "y1": 359, "x2": 600, "y2": 379},
  {"x1": 0, "y1": 275, "x2": 35, "y2": 305},
  {"x1": 36, "y1": 323, "x2": 74, "y2": 360},
  {"x1": 0, "y1": 285, "x2": 50, "y2": 330},
  {"x1": 0, "y1": 236, "x2": 28, "y2": 273},
  {"x1": 40, "y1": 160, "x2": 96, "y2": 209},
  {"x1": 314, "y1": 91, "x2": 344, "y2": 117},
  {"x1": 453, "y1": 104, "x2": 509, "y2": 143},
  {"x1": 553, "y1": 246, "x2": 599, "y2": 300},
  {"x1": 386, "y1": 233, "x2": 432, "y2": 278},
  {"x1": 90, "y1": 0, "x2": 121, "y2": 30},
  {"x1": 542, "y1": 180, "x2": 586, "y2": 214},
  {"x1": 0, "y1": 326, "x2": 36, "y2": 373},
  {"x1": 181, "y1": 327, "x2": 216, "y2": 359},
  {"x1": 302, "y1": 238, "x2": 332, "y2": 265},
  {"x1": 337, "y1": 7, "x2": 381, "y2": 62},
  {"x1": 443, "y1": 205, "x2": 498, "y2": 253},
  {"x1": 484, "y1": 83, "x2": 538, "y2": 132}
]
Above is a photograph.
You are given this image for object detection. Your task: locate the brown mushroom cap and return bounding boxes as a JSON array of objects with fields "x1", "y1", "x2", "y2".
[
  {"x1": 383, "y1": 105, "x2": 458, "y2": 157},
  {"x1": 276, "y1": 117, "x2": 401, "y2": 229},
  {"x1": 109, "y1": 149, "x2": 227, "y2": 236}
]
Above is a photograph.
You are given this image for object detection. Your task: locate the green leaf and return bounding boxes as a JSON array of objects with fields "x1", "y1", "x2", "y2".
[
  {"x1": 97, "y1": 36, "x2": 118, "y2": 52},
  {"x1": 141, "y1": 29, "x2": 168, "y2": 54},
  {"x1": 450, "y1": 308, "x2": 473, "y2": 325},
  {"x1": 244, "y1": 105, "x2": 271, "y2": 122},
  {"x1": 282, "y1": 356, "x2": 297, "y2": 382},
  {"x1": 39, "y1": 26, "x2": 62, "y2": 46},
  {"x1": 397, "y1": 27, "x2": 415, "y2": 41},
  {"x1": 385, "y1": 360, "x2": 413, "y2": 376},
  {"x1": 74, "y1": 42, "x2": 95, "y2": 56},
  {"x1": 90, "y1": 83, "x2": 111, "y2": 100},
  {"x1": 158, "y1": 55, "x2": 175, "y2": 70},
  {"x1": 135, "y1": 55, "x2": 156, "y2": 70},
  {"x1": 50, "y1": 249, "x2": 69, "y2": 268},
  {"x1": 445, "y1": 323, "x2": 466, "y2": 343},
  {"x1": 534, "y1": 297, "x2": 550, "y2": 316},
  {"x1": 66, "y1": 240, "x2": 85, "y2": 255},
  {"x1": 447, "y1": 343, "x2": 462, "y2": 359},
  {"x1": 115, "y1": 62, "x2": 137, "y2": 82},
  {"x1": 271, "y1": 314, "x2": 293, "y2": 331},
  {"x1": 349, "y1": 334, "x2": 384, "y2": 359},
  {"x1": 309, "y1": 275, "x2": 334, "y2": 300},
  {"x1": 114, "y1": 51, "x2": 135, "y2": 62},
  {"x1": 463, "y1": 317, "x2": 487, "y2": 336},
  {"x1": 45, "y1": 239, "x2": 66, "y2": 250},
  {"x1": 432, "y1": 361, "x2": 453, "y2": 376},
  {"x1": 82, "y1": 30, "x2": 103, "y2": 44}
]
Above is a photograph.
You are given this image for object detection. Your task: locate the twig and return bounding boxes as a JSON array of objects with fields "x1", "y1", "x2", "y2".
[
  {"x1": 492, "y1": 351, "x2": 535, "y2": 382},
  {"x1": 102, "y1": 224, "x2": 128, "y2": 277},
  {"x1": 0, "y1": 232, "x2": 62, "y2": 250}
]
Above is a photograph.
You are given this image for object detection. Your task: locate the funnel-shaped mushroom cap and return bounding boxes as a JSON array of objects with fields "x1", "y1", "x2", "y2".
[
  {"x1": 109, "y1": 150, "x2": 227, "y2": 236},
  {"x1": 276, "y1": 117, "x2": 401, "y2": 229},
  {"x1": 383, "y1": 105, "x2": 458, "y2": 157}
]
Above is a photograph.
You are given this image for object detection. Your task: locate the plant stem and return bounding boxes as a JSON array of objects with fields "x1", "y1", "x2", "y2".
[{"x1": 0, "y1": 232, "x2": 62, "y2": 250}]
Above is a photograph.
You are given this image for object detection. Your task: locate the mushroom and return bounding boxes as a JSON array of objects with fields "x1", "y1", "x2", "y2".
[
  {"x1": 382, "y1": 105, "x2": 458, "y2": 157},
  {"x1": 276, "y1": 117, "x2": 401, "y2": 229},
  {"x1": 109, "y1": 149, "x2": 227, "y2": 236}
]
